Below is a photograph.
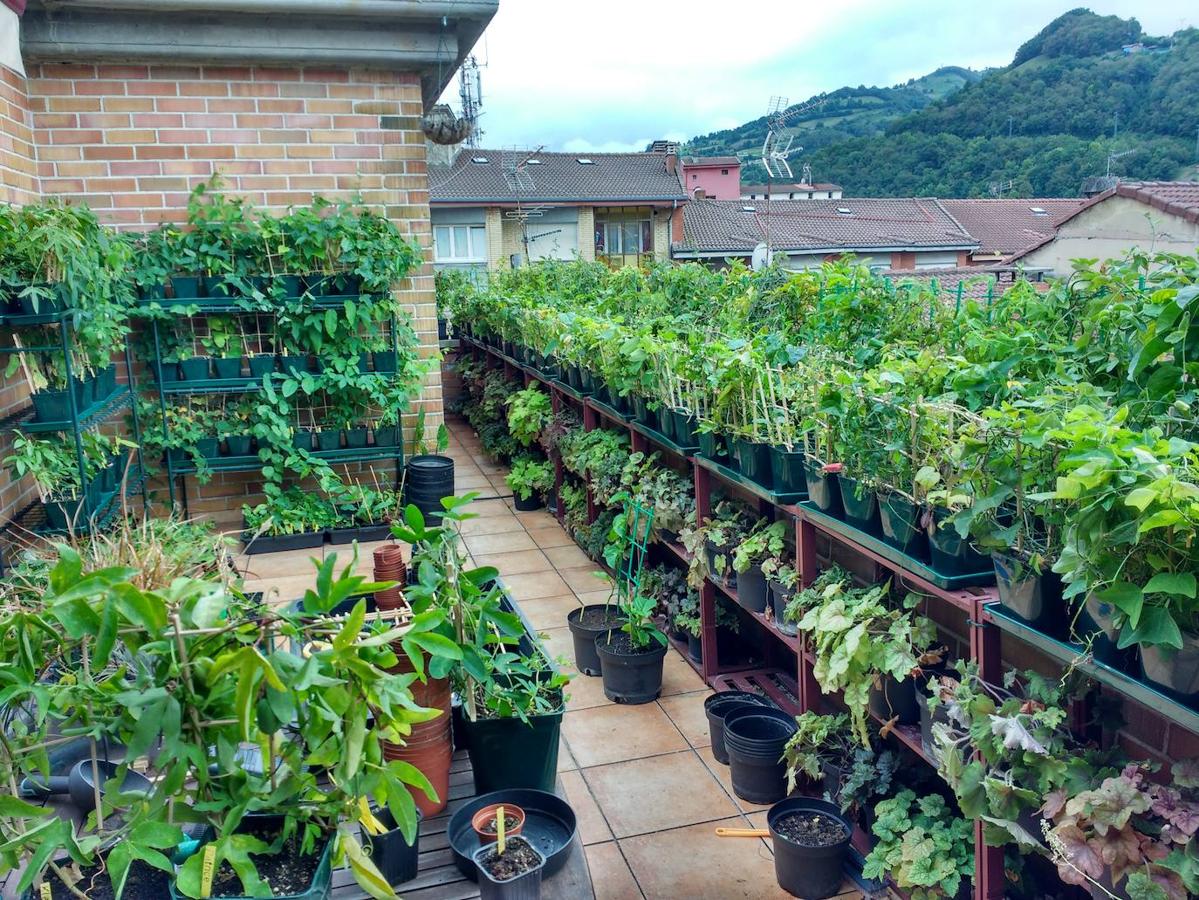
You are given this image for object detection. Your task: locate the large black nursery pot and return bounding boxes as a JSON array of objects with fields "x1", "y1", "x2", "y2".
[
  {"x1": 698, "y1": 430, "x2": 727, "y2": 462},
  {"x1": 344, "y1": 426, "x2": 369, "y2": 449},
  {"x1": 769, "y1": 446, "x2": 806, "y2": 494},
  {"x1": 225, "y1": 434, "x2": 254, "y2": 457},
  {"x1": 992, "y1": 552, "x2": 1064, "y2": 632},
  {"x1": 566, "y1": 604, "x2": 624, "y2": 676},
  {"x1": 723, "y1": 706, "x2": 797, "y2": 804},
  {"x1": 316, "y1": 429, "x2": 341, "y2": 452},
  {"x1": 595, "y1": 631, "x2": 667, "y2": 704},
  {"x1": 670, "y1": 408, "x2": 698, "y2": 446},
  {"x1": 406, "y1": 455, "x2": 455, "y2": 524},
  {"x1": 687, "y1": 631, "x2": 703, "y2": 663},
  {"x1": 735, "y1": 439, "x2": 773, "y2": 488},
  {"x1": 868, "y1": 674, "x2": 921, "y2": 726},
  {"x1": 877, "y1": 491, "x2": 925, "y2": 557},
  {"x1": 769, "y1": 580, "x2": 798, "y2": 636},
  {"x1": 513, "y1": 492, "x2": 543, "y2": 512},
  {"x1": 213, "y1": 356, "x2": 244, "y2": 379},
  {"x1": 565, "y1": 364, "x2": 583, "y2": 391},
  {"x1": 803, "y1": 459, "x2": 842, "y2": 516},
  {"x1": 248, "y1": 354, "x2": 277, "y2": 378},
  {"x1": 736, "y1": 563, "x2": 769, "y2": 613},
  {"x1": 462, "y1": 701, "x2": 564, "y2": 795},
  {"x1": 365, "y1": 807, "x2": 421, "y2": 888},
  {"x1": 838, "y1": 476, "x2": 880, "y2": 535},
  {"x1": 1140, "y1": 633, "x2": 1199, "y2": 705},
  {"x1": 927, "y1": 507, "x2": 989, "y2": 576},
  {"x1": 767, "y1": 797, "x2": 853, "y2": 900},
  {"x1": 704, "y1": 692, "x2": 772, "y2": 765}
]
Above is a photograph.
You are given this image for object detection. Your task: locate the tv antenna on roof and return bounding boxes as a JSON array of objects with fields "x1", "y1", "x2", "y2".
[
  {"x1": 760, "y1": 94, "x2": 825, "y2": 259},
  {"x1": 502, "y1": 146, "x2": 545, "y2": 264},
  {"x1": 1106, "y1": 147, "x2": 1138, "y2": 177}
]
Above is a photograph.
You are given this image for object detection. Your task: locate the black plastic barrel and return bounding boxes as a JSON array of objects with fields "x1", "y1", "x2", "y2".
[
  {"x1": 723, "y1": 707, "x2": 797, "y2": 804},
  {"x1": 406, "y1": 455, "x2": 455, "y2": 524}
]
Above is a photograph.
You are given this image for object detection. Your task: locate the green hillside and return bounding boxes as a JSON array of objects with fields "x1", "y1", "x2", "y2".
[
  {"x1": 689, "y1": 9, "x2": 1199, "y2": 197},
  {"x1": 684, "y1": 66, "x2": 980, "y2": 168}
]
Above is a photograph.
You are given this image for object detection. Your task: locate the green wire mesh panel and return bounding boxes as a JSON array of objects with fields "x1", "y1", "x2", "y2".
[{"x1": 615, "y1": 500, "x2": 654, "y2": 604}]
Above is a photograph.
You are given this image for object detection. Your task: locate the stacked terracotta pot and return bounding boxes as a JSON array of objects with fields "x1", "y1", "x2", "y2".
[{"x1": 375, "y1": 543, "x2": 453, "y2": 815}]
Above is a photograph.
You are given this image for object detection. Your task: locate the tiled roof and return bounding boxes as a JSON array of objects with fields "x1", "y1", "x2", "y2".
[
  {"x1": 885, "y1": 266, "x2": 1051, "y2": 300},
  {"x1": 429, "y1": 149, "x2": 687, "y2": 204},
  {"x1": 940, "y1": 199, "x2": 1085, "y2": 258},
  {"x1": 678, "y1": 198, "x2": 977, "y2": 255},
  {"x1": 683, "y1": 156, "x2": 741, "y2": 167}
]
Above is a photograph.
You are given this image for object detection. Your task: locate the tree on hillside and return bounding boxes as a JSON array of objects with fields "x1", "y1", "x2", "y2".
[{"x1": 1011, "y1": 8, "x2": 1142, "y2": 66}]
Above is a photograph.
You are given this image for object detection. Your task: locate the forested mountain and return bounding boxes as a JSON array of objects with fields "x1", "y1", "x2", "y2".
[{"x1": 685, "y1": 9, "x2": 1199, "y2": 198}]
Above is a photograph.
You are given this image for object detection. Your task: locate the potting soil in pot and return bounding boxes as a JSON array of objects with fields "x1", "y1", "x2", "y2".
[
  {"x1": 478, "y1": 811, "x2": 522, "y2": 836},
  {"x1": 40, "y1": 860, "x2": 170, "y2": 900},
  {"x1": 209, "y1": 831, "x2": 323, "y2": 897},
  {"x1": 476, "y1": 838, "x2": 542, "y2": 881},
  {"x1": 774, "y1": 811, "x2": 850, "y2": 847}
]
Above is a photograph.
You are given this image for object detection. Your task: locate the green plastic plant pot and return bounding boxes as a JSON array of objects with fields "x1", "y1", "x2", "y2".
[
  {"x1": 374, "y1": 350, "x2": 398, "y2": 373},
  {"x1": 768, "y1": 446, "x2": 805, "y2": 493},
  {"x1": 225, "y1": 435, "x2": 253, "y2": 457},
  {"x1": 170, "y1": 275, "x2": 205, "y2": 299},
  {"x1": 280, "y1": 356, "x2": 308, "y2": 376},
  {"x1": 31, "y1": 388, "x2": 71, "y2": 423},
  {"x1": 802, "y1": 459, "x2": 842, "y2": 515},
  {"x1": 197, "y1": 438, "x2": 221, "y2": 460},
  {"x1": 460, "y1": 706, "x2": 563, "y2": 794},
  {"x1": 213, "y1": 357, "x2": 244, "y2": 379},
  {"x1": 837, "y1": 477, "x2": 880, "y2": 535},
  {"x1": 697, "y1": 431, "x2": 727, "y2": 461},
  {"x1": 248, "y1": 355, "x2": 277, "y2": 378},
  {"x1": 44, "y1": 497, "x2": 83, "y2": 531},
  {"x1": 344, "y1": 427, "x2": 369, "y2": 449},
  {"x1": 179, "y1": 358, "x2": 210, "y2": 381},
  {"x1": 292, "y1": 429, "x2": 314, "y2": 451},
  {"x1": 275, "y1": 274, "x2": 303, "y2": 298},
  {"x1": 373, "y1": 425, "x2": 399, "y2": 447},
  {"x1": 315, "y1": 430, "x2": 341, "y2": 451}
]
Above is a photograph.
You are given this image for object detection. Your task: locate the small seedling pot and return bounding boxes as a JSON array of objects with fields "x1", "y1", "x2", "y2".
[
  {"x1": 471, "y1": 804, "x2": 527, "y2": 843},
  {"x1": 472, "y1": 836, "x2": 545, "y2": 900}
]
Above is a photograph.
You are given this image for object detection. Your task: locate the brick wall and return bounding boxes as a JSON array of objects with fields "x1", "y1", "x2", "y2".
[{"x1": 0, "y1": 61, "x2": 445, "y2": 530}]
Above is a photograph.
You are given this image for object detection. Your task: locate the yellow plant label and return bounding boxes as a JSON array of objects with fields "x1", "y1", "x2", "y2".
[
  {"x1": 201, "y1": 844, "x2": 217, "y2": 897},
  {"x1": 40, "y1": 884, "x2": 51, "y2": 900}
]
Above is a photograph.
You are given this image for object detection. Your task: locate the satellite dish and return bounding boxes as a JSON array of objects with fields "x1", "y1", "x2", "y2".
[{"x1": 751, "y1": 242, "x2": 773, "y2": 271}]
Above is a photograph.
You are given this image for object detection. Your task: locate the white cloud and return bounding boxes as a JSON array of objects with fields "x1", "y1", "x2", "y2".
[{"x1": 447, "y1": 0, "x2": 1195, "y2": 151}]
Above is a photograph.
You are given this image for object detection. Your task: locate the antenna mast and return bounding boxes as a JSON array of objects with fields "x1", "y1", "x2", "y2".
[
  {"x1": 458, "y1": 55, "x2": 484, "y2": 148},
  {"x1": 759, "y1": 94, "x2": 826, "y2": 261},
  {"x1": 502, "y1": 146, "x2": 546, "y2": 264}
]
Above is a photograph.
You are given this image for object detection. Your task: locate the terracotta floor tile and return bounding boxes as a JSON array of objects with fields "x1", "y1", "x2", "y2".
[
  {"x1": 543, "y1": 543, "x2": 594, "y2": 571},
  {"x1": 468, "y1": 498, "x2": 515, "y2": 518},
  {"x1": 514, "y1": 594, "x2": 579, "y2": 631},
  {"x1": 560, "y1": 769, "x2": 614, "y2": 845},
  {"x1": 565, "y1": 671, "x2": 610, "y2": 711},
  {"x1": 238, "y1": 548, "x2": 324, "y2": 580},
  {"x1": 514, "y1": 508, "x2": 560, "y2": 529},
  {"x1": 536, "y1": 626, "x2": 576, "y2": 670},
  {"x1": 463, "y1": 531, "x2": 538, "y2": 555},
  {"x1": 528, "y1": 525, "x2": 576, "y2": 549},
  {"x1": 456, "y1": 475, "x2": 493, "y2": 490},
  {"x1": 657, "y1": 689, "x2": 715, "y2": 748},
  {"x1": 557, "y1": 738, "x2": 578, "y2": 772},
  {"x1": 583, "y1": 751, "x2": 739, "y2": 838},
  {"x1": 459, "y1": 514, "x2": 525, "y2": 537},
  {"x1": 562, "y1": 703, "x2": 688, "y2": 768},
  {"x1": 695, "y1": 744, "x2": 776, "y2": 814},
  {"x1": 660, "y1": 649, "x2": 708, "y2": 696},
  {"x1": 574, "y1": 588, "x2": 616, "y2": 606},
  {"x1": 618, "y1": 817, "x2": 785, "y2": 899},
  {"x1": 471, "y1": 549, "x2": 551, "y2": 576},
  {"x1": 585, "y1": 842, "x2": 644, "y2": 900},
  {"x1": 558, "y1": 565, "x2": 614, "y2": 595},
  {"x1": 502, "y1": 571, "x2": 572, "y2": 601}
]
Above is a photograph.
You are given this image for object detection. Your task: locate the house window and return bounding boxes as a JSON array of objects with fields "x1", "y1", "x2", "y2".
[
  {"x1": 434, "y1": 224, "x2": 486, "y2": 262},
  {"x1": 721, "y1": 168, "x2": 728, "y2": 175},
  {"x1": 595, "y1": 215, "x2": 652, "y2": 268}
]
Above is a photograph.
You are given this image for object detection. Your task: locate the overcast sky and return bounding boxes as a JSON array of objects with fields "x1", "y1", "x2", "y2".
[{"x1": 444, "y1": 1, "x2": 1195, "y2": 153}]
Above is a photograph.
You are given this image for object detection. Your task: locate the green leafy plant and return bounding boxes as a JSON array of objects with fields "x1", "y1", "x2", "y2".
[
  {"x1": 506, "y1": 387, "x2": 552, "y2": 447},
  {"x1": 506, "y1": 455, "x2": 554, "y2": 502},
  {"x1": 863, "y1": 790, "x2": 974, "y2": 900}
]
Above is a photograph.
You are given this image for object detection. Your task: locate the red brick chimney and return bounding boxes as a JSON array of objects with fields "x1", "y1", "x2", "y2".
[{"x1": 664, "y1": 150, "x2": 677, "y2": 175}]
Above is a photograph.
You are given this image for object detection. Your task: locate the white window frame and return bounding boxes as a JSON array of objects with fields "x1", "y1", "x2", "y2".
[{"x1": 434, "y1": 224, "x2": 486, "y2": 262}]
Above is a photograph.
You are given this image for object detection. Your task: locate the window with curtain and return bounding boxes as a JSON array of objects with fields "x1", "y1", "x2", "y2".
[
  {"x1": 433, "y1": 225, "x2": 486, "y2": 262},
  {"x1": 595, "y1": 215, "x2": 652, "y2": 268}
]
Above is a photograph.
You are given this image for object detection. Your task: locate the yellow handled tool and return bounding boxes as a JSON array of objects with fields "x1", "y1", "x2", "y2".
[{"x1": 714, "y1": 827, "x2": 770, "y2": 838}]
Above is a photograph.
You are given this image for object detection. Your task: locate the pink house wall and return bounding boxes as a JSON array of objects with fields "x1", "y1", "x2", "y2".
[{"x1": 682, "y1": 162, "x2": 740, "y2": 200}]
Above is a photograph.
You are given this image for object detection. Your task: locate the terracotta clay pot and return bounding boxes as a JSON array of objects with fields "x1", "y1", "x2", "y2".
[
  {"x1": 373, "y1": 543, "x2": 407, "y2": 610},
  {"x1": 383, "y1": 717, "x2": 452, "y2": 817},
  {"x1": 471, "y1": 803, "x2": 526, "y2": 843}
]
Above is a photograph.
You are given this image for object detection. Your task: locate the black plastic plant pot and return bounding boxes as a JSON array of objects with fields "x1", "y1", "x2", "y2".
[
  {"x1": 44, "y1": 496, "x2": 83, "y2": 531},
  {"x1": 631, "y1": 394, "x2": 648, "y2": 423},
  {"x1": 292, "y1": 429, "x2": 314, "y2": 451},
  {"x1": 1078, "y1": 594, "x2": 1134, "y2": 669},
  {"x1": 31, "y1": 388, "x2": 71, "y2": 422},
  {"x1": 197, "y1": 437, "x2": 221, "y2": 460},
  {"x1": 927, "y1": 507, "x2": 988, "y2": 575},
  {"x1": 249, "y1": 355, "x2": 277, "y2": 378},
  {"x1": 579, "y1": 368, "x2": 595, "y2": 394},
  {"x1": 374, "y1": 350, "x2": 398, "y2": 373},
  {"x1": 565, "y1": 365, "x2": 583, "y2": 391},
  {"x1": 1140, "y1": 635, "x2": 1199, "y2": 705},
  {"x1": 697, "y1": 430, "x2": 727, "y2": 461},
  {"x1": 365, "y1": 807, "x2": 421, "y2": 887},
  {"x1": 566, "y1": 605, "x2": 624, "y2": 676},
  {"x1": 704, "y1": 692, "x2": 772, "y2": 765},
  {"x1": 838, "y1": 477, "x2": 880, "y2": 535},
  {"x1": 213, "y1": 356, "x2": 244, "y2": 379},
  {"x1": 513, "y1": 492, "x2": 543, "y2": 512},
  {"x1": 315, "y1": 430, "x2": 341, "y2": 452},
  {"x1": 179, "y1": 357, "x2": 210, "y2": 381},
  {"x1": 868, "y1": 674, "x2": 921, "y2": 726},
  {"x1": 878, "y1": 492, "x2": 926, "y2": 557},
  {"x1": 225, "y1": 435, "x2": 253, "y2": 457},
  {"x1": 737, "y1": 439, "x2": 774, "y2": 489},
  {"x1": 98, "y1": 364, "x2": 118, "y2": 398},
  {"x1": 279, "y1": 355, "x2": 308, "y2": 376},
  {"x1": 170, "y1": 275, "x2": 205, "y2": 299},
  {"x1": 595, "y1": 632, "x2": 667, "y2": 704},
  {"x1": 723, "y1": 708, "x2": 798, "y2": 804},
  {"x1": 358, "y1": 522, "x2": 393, "y2": 542},
  {"x1": 768, "y1": 797, "x2": 853, "y2": 900},
  {"x1": 170, "y1": 824, "x2": 333, "y2": 900},
  {"x1": 803, "y1": 459, "x2": 842, "y2": 516},
  {"x1": 242, "y1": 529, "x2": 326, "y2": 555},
  {"x1": 992, "y1": 552, "x2": 1063, "y2": 631},
  {"x1": 274, "y1": 274, "x2": 303, "y2": 298},
  {"x1": 438, "y1": 318, "x2": 449, "y2": 341},
  {"x1": 373, "y1": 425, "x2": 399, "y2": 447},
  {"x1": 737, "y1": 564, "x2": 769, "y2": 613},
  {"x1": 770, "y1": 581, "x2": 798, "y2": 636},
  {"x1": 769, "y1": 446, "x2": 806, "y2": 494},
  {"x1": 461, "y1": 705, "x2": 564, "y2": 794},
  {"x1": 473, "y1": 836, "x2": 545, "y2": 900},
  {"x1": 687, "y1": 632, "x2": 703, "y2": 663},
  {"x1": 160, "y1": 362, "x2": 181, "y2": 383},
  {"x1": 345, "y1": 427, "x2": 369, "y2": 449}
]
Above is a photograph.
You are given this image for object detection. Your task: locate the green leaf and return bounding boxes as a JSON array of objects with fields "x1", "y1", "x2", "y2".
[
  {"x1": 1144, "y1": 572, "x2": 1197, "y2": 599},
  {"x1": 1097, "y1": 582, "x2": 1144, "y2": 627}
]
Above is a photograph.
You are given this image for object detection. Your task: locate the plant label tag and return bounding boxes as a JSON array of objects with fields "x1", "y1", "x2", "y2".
[
  {"x1": 40, "y1": 883, "x2": 52, "y2": 900},
  {"x1": 201, "y1": 844, "x2": 217, "y2": 897}
]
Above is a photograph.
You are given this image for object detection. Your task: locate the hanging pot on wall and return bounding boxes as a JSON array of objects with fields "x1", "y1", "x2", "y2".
[{"x1": 422, "y1": 103, "x2": 473, "y2": 144}]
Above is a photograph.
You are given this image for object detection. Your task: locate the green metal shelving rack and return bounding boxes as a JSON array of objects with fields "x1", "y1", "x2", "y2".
[
  {"x1": 144, "y1": 296, "x2": 406, "y2": 517},
  {"x1": 0, "y1": 306, "x2": 148, "y2": 576}
]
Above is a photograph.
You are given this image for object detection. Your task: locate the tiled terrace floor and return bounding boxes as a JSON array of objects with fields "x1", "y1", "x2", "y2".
[{"x1": 235, "y1": 417, "x2": 866, "y2": 900}]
